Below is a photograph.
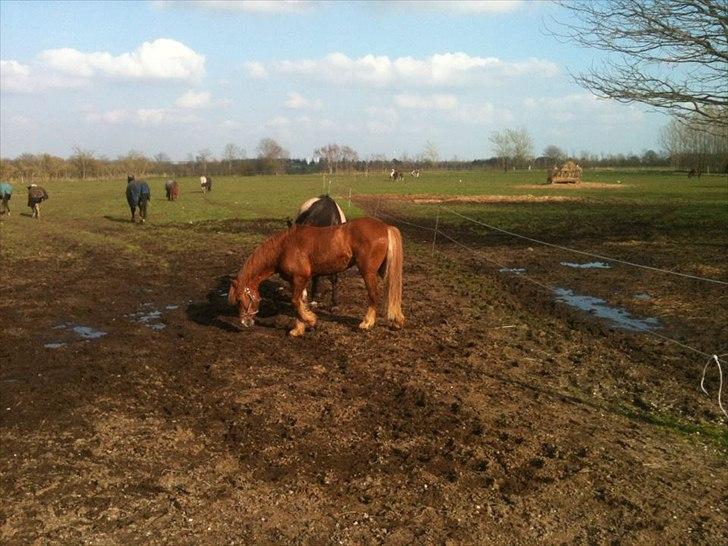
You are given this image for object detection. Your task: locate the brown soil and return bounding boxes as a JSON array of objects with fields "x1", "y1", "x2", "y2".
[
  {"x1": 1, "y1": 214, "x2": 726, "y2": 545},
  {"x1": 359, "y1": 194, "x2": 582, "y2": 204},
  {"x1": 519, "y1": 182, "x2": 628, "y2": 190}
]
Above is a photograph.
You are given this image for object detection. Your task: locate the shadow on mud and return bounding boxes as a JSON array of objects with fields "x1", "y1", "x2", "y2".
[{"x1": 186, "y1": 275, "x2": 296, "y2": 332}]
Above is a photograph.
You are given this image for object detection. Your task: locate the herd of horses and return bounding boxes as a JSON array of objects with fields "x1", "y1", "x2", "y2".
[
  {"x1": 0, "y1": 182, "x2": 49, "y2": 218},
  {"x1": 389, "y1": 168, "x2": 420, "y2": 181}
]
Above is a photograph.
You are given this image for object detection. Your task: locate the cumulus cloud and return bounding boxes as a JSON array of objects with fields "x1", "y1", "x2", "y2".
[
  {"x1": 38, "y1": 38, "x2": 205, "y2": 83},
  {"x1": 154, "y1": 0, "x2": 314, "y2": 14},
  {"x1": 394, "y1": 93, "x2": 458, "y2": 110},
  {"x1": 253, "y1": 52, "x2": 558, "y2": 87},
  {"x1": 1, "y1": 59, "x2": 86, "y2": 92},
  {"x1": 284, "y1": 91, "x2": 323, "y2": 109},
  {"x1": 175, "y1": 89, "x2": 212, "y2": 108}
]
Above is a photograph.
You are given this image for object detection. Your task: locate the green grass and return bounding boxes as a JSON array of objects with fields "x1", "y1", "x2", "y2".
[{"x1": 2, "y1": 168, "x2": 726, "y2": 258}]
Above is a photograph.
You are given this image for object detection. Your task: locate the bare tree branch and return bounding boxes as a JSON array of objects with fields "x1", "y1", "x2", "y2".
[{"x1": 550, "y1": 0, "x2": 728, "y2": 130}]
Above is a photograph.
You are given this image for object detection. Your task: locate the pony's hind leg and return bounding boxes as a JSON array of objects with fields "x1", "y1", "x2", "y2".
[
  {"x1": 330, "y1": 274, "x2": 339, "y2": 308},
  {"x1": 358, "y1": 271, "x2": 379, "y2": 330},
  {"x1": 290, "y1": 275, "x2": 317, "y2": 336}
]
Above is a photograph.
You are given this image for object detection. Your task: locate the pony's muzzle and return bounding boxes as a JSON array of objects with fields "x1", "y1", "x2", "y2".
[{"x1": 241, "y1": 316, "x2": 255, "y2": 328}]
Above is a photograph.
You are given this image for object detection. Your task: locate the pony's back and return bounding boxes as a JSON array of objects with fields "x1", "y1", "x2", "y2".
[{"x1": 295, "y1": 195, "x2": 345, "y2": 227}]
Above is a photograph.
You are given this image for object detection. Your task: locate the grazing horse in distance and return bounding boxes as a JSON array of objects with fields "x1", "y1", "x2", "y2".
[
  {"x1": 200, "y1": 175, "x2": 212, "y2": 194},
  {"x1": 389, "y1": 168, "x2": 404, "y2": 181},
  {"x1": 293, "y1": 195, "x2": 347, "y2": 307},
  {"x1": 126, "y1": 175, "x2": 151, "y2": 223},
  {"x1": 165, "y1": 179, "x2": 180, "y2": 201},
  {"x1": 410, "y1": 169, "x2": 420, "y2": 178},
  {"x1": 228, "y1": 217, "x2": 405, "y2": 337},
  {"x1": 27, "y1": 184, "x2": 48, "y2": 219},
  {"x1": 0, "y1": 182, "x2": 13, "y2": 215},
  {"x1": 688, "y1": 168, "x2": 702, "y2": 179}
]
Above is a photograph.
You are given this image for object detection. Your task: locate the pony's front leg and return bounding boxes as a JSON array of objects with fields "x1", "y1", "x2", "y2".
[
  {"x1": 290, "y1": 276, "x2": 317, "y2": 337},
  {"x1": 359, "y1": 271, "x2": 378, "y2": 330}
]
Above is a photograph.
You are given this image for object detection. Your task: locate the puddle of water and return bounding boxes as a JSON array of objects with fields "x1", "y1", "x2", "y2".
[
  {"x1": 634, "y1": 293, "x2": 651, "y2": 301},
  {"x1": 560, "y1": 261, "x2": 611, "y2": 269},
  {"x1": 553, "y1": 288, "x2": 660, "y2": 332},
  {"x1": 44, "y1": 342, "x2": 66, "y2": 349},
  {"x1": 72, "y1": 326, "x2": 108, "y2": 339},
  {"x1": 127, "y1": 309, "x2": 166, "y2": 330},
  {"x1": 499, "y1": 268, "x2": 526, "y2": 275},
  {"x1": 165, "y1": 305, "x2": 179, "y2": 310}
]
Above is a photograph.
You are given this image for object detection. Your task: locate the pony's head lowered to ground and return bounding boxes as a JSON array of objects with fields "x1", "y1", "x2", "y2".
[{"x1": 228, "y1": 278, "x2": 260, "y2": 328}]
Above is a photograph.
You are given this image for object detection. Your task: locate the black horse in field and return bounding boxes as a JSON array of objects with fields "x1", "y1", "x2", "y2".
[
  {"x1": 126, "y1": 175, "x2": 151, "y2": 223},
  {"x1": 291, "y1": 195, "x2": 347, "y2": 307}
]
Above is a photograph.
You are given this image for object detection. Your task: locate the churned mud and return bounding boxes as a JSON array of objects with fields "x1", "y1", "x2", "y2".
[{"x1": 1, "y1": 212, "x2": 726, "y2": 544}]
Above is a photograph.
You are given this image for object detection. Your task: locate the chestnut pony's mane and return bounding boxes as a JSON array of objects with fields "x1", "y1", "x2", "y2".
[{"x1": 237, "y1": 228, "x2": 293, "y2": 286}]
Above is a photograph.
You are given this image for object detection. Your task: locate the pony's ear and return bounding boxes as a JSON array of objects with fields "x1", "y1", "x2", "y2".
[
  {"x1": 228, "y1": 279, "x2": 239, "y2": 305},
  {"x1": 286, "y1": 217, "x2": 293, "y2": 228}
]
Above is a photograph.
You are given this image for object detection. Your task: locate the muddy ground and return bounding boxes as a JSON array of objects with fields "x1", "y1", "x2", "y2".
[{"x1": 1, "y1": 209, "x2": 727, "y2": 545}]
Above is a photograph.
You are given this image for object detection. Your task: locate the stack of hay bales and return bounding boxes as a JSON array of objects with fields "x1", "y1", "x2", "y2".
[{"x1": 547, "y1": 160, "x2": 583, "y2": 184}]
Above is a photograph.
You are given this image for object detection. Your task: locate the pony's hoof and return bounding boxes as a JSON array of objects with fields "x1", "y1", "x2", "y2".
[
  {"x1": 358, "y1": 321, "x2": 373, "y2": 330},
  {"x1": 289, "y1": 328, "x2": 304, "y2": 337}
]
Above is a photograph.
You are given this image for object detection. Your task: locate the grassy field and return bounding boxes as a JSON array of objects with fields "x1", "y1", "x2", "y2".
[{"x1": 1, "y1": 168, "x2": 727, "y2": 544}]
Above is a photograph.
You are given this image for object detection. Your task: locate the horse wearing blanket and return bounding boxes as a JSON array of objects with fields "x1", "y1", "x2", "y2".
[
  {"x1": 293, "y1": 195, "x2": 347, "y2": 307},
  {"x1": 126, "y1": 175, "x2": 151, "y2": 223}
]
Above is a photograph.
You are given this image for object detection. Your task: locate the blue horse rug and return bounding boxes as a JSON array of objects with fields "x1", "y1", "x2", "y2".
[
  {"x1": 0, "y1": 182, "x2": 13, "y2": 196},
  {"x1": 126, "y1": 180, "x2": 151, "y2": 208}
]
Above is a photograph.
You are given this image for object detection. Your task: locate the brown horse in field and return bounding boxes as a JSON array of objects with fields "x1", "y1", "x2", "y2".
[{"x1": 228, "y1": 217, "x2": 405, "y2": 337}]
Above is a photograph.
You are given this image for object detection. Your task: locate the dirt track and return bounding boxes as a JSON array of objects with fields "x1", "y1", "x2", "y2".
[{"x1": 1, "y1": 215, "x2": 727, "y2": 544}]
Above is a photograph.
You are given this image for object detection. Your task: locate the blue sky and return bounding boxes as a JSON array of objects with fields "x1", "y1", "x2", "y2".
[{"x1": 0, "y1": 0, "x2": 669, "y2": 161}]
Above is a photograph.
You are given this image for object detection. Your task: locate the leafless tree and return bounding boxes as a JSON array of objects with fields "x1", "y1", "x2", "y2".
[
  {"x1": 490, "y1": 128, "x2": 534, "y2": 170},
  {"x1": 550, "y1": 0, "x2": 728, "y2": 131},
  {"x1": 257, "y1": 138, "x2": 289, "y2": 175},
  {"x1": 661, "y1": 111, "x2": 728, "y2": 171},
  {"x1": 222, "y1": 143, "x2": 243, "y2": 174},
  {"x1": 70, "y1": 146, "x2": 97, "y2": 180},
  {"x1": 196, "y1": 148, "x2": 213, "y2": 174},
  {"x1": 418, "y1": 140, "x2": 440, "y2": 166}
]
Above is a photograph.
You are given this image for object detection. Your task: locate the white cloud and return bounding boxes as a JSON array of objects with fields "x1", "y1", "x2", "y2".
[
  {"x1": 284, "y1": 91, "x2": 323, "y2": 109},
  {"x1": 39, "y1": 38, "x2": 205, "y2": 83},
  {"x1": 1, "y1": 60, "x2": 32, "y2": 92},
  {"x1": 83, "y1": 107, "x2": 198, "y2": 126},
  {"x1": 523, "y1": 93, "x2": 644, "y2": 124},
  {"x1": 154, "y1": 0, "x2": 315, "y2": 14},
  {"x1": 175, "y1": 89, "x2": 212, "y2": 108},
  {"x1": 0, "y1": 59, "x2": 85, "y2": 93},
  {"x1": 394, "y1": 93, "x2": 458, "y2": 110},
  {"x1": 397, "y1": 1, "x2": 525, "y2": 13},
  {"x1": 256, "y1": 52, "x2": 558, "y2": 87},
  {"x1": 84, "y1": 109, "x2": 130, "y2": 124},
  {"x1": 452, "y1": 102, "x2": 514, "y2": 125},
  {"x1": 244, "y1": 61, "x2": 268, "y2": 79}
]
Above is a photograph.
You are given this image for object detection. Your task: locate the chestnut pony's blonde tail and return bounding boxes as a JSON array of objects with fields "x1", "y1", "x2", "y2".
[{"x1": 383, "y1": 226, "x2": 405, "y2": 328}]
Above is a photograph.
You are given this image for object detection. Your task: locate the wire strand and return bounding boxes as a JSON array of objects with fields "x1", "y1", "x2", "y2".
[{"x1": 442, "y1": 207, "x2": 728, "y2": 286}]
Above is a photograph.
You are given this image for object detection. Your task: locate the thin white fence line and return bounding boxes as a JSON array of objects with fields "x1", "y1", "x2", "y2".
[
  {"x1": 442, "y1": 207, "x2": 728, "y2": 286},
  {"x1": 378, "y1": 207, "x2": 726, "y2": 418}
]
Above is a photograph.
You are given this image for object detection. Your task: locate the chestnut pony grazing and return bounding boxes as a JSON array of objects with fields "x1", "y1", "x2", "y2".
[{"x1": 228, "y1": 217, "x2": 405, "y2": 337}]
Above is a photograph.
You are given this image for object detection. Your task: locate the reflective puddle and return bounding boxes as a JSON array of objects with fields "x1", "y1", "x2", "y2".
[
  {"x1": 499, "y1": 268, "x2": 526, "y2": 275},
  {"x1": 44, "y1": 342, "x2": 66, "y2": 349},
  {"x1": 127, "y1": 308, "x2": 166, "y2": 330},
  {"x1": 634, "y1": 293, "x2": 651, "y2": 301},
  {"x1": 560, "y1": 261, "x2": 611, "y2": 269},
  {"x1": 553, "y1": 288, "x2": 660, "y2": 332}
]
